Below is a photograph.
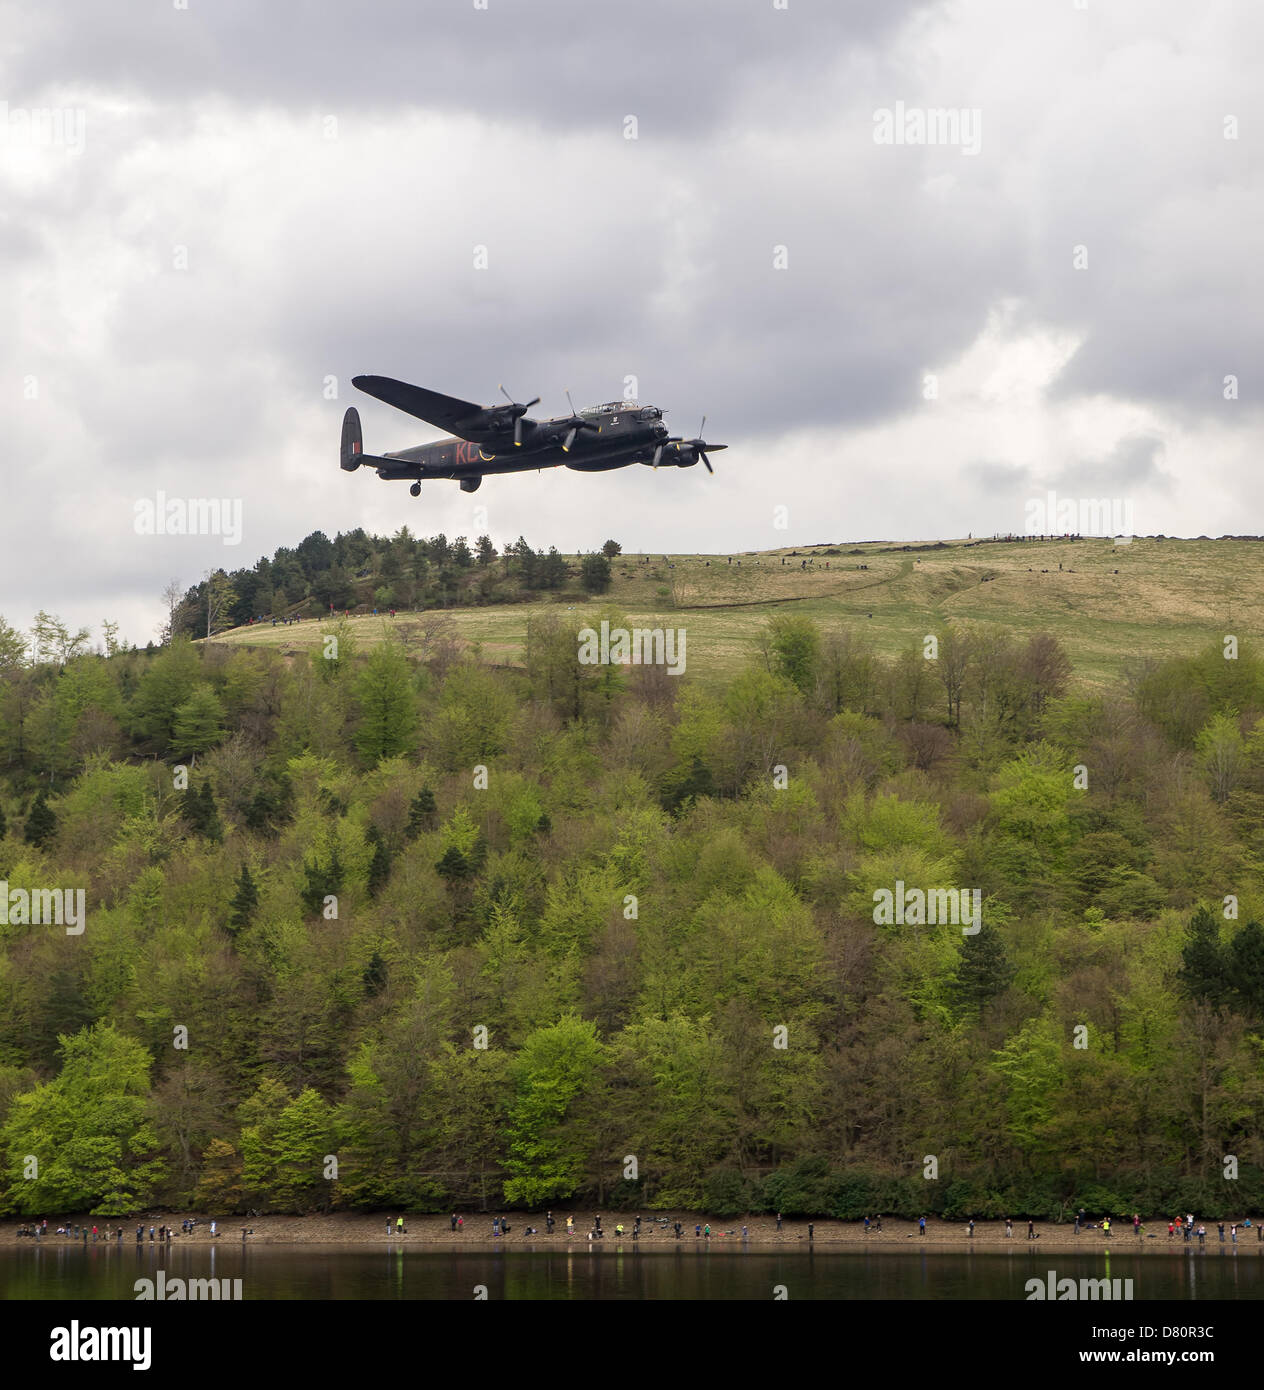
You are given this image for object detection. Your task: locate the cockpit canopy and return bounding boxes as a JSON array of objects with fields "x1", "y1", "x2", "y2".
[{"x1": 579, "y1": 400, "x2": 658, "y2": 418}]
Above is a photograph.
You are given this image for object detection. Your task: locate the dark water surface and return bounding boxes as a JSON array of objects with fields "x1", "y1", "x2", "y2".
[{"x1": 3, "y1": 1241, "x2": 1264, "y2": 1300}]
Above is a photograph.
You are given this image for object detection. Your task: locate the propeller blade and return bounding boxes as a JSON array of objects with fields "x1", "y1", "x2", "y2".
[
  {"x1": 499, "y1": 385, "x2": 540, "y2": 432},
  {"x1": 562, "y1": 427, "x2": 577, "y2": 452},
  {"x1": 652, "y1": 444, "x2": 664, "y2": 468},
  {"x1": 700, "y1": 451, "x2": 714, "y2": 474}
]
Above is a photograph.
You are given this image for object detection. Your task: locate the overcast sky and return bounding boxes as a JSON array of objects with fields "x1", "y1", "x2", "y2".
[{"x1": 2, "y1": 0, "x2": 1261, "y2": 647}]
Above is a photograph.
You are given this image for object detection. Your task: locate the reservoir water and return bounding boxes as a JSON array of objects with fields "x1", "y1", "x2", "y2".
[{"x1": 2, "y1": 1242, "x2": 1262, "y2": 1300}]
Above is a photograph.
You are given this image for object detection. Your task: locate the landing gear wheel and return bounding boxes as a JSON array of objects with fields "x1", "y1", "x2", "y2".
[{"x1": 409, "y1": 482, "x2": 421, "y2": 497}]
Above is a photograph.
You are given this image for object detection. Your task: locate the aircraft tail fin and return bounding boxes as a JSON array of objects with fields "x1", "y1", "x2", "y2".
[{"x1": 340, "y1": 407, "x2": 363, "y2": 471}]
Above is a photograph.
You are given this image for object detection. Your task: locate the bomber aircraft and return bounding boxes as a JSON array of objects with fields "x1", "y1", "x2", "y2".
[{"x1": 341, "y1": 375, "x2": 725, "y2": 495}]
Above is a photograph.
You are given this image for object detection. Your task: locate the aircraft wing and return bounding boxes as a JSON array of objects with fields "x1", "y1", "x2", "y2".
[{"x1": 352, "y1": 376, "x2": 487, "y2": 438}]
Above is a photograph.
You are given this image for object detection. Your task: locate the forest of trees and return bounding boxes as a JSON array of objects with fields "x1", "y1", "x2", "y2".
[
  {"x1": 164, "y1": 529, "x2": 623, "y2": 640},
  {"x1": 1, "y1": 599, "x2": 1264, "y2": 1220}
]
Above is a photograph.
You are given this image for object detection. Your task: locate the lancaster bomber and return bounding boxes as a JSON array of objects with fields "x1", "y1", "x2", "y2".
[{"x1": 340, "y1": 375, "x2": 726, "y2": 496}]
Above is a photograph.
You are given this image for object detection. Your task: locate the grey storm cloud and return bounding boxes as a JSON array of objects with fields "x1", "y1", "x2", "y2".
[
  {"x1": 10, "y1": 0, "x2": 928, "y2": 131},
  {"x1": 1, "y1": 0, "x2": 1261, "y2": 646}
]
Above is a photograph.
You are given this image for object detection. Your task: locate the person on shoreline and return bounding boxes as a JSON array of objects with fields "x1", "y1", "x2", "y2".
[
  {"x1": 704, "y1": 1224, "x2": 711, "y2": 1240},
  {"x1": 1102, "y1": 1218, "x2": 1110, "y2": 1239},
  {"x1": 397, "y1": 1216, "x2": 405, "y2": 1236},
  {"x1": 1218, "y1": 1223, "x2": 1225, "y2": 1242},
  {"x1": 456, "y1": 1215, "x2": 463, "y2": 1232},
  {"x1": 918, "y1": 1216, "x2": 926, "y2": 1237},
  {"x1": 875, "y1": 1215, "x2": 882, "y2": 1231},
  {"x1": 1198, "y1": 1225, "x2": 1206, "y2": 1247},
  {"x1": 546, "y1": 1211, "x2": 554, "y2": 1234},
  {"x1": 1168, "y1": 1221, "x2": 1174, "y2": 1238},
  {"x1": 566, "y1": 1216, "x2": 573, "y2": 1237},
  {"x1": 450, "y1": 1213, "x2": 458, "y2": 1232},
  {"x1": 1005, "y1": 1218, "x2": 1012, "y2": 1237},
  {"x1": 1027, "y1": 1220, "x2": 1034, "y2": 1240},
  {"x1": 967, "y1": 1219, "x2": 975, "y2": 1239},
  {"x1": 776, "y1": 1212, "x2": 782, "y2": 1232},
  {"x1": 1232, "y1": 1224, "x2": 1238, "y2": 1243}
]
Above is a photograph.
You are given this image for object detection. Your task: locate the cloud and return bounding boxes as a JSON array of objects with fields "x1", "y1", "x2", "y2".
[{"x1": 0, "y1": 0, "x2": 1259, "y2": 646}]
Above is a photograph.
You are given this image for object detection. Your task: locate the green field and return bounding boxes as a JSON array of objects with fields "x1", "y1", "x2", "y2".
[{"x1": 209, "y1": 537, "x2": 1264, "y2": 688}]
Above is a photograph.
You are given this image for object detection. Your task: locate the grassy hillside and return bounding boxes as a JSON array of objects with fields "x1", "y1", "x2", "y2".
[{"x1": 212, "y1": 537, "x2": 1263, "y2": 688}]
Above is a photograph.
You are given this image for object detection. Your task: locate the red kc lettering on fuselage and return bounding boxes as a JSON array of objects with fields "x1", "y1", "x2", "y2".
[{"x1": 455, "y1": 441, "x2": 479, "y2": 466}]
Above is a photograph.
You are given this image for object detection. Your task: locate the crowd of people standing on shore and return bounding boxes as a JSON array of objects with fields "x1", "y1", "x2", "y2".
[{"x1": 13, "y1": 1218, "x2": 219, "y2": 1242}]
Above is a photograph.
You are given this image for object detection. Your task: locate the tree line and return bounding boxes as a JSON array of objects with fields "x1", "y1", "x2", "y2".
[{"x1": 1, "y1": 602, "x2": 1263, "y2": 1219}]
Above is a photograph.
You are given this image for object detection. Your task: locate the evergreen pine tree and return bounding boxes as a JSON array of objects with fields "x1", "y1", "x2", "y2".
[
  {"x1": 228, "y1": 864, "x2": 259, "y2": 935},
  {"x1": 24, "y1": 790, "x2": 57, "y2": 848},
  {"x1": 1228, "y1": 919, "x2": 1264, "y2": 1019},
  {"x1": 366, "y1": 825, "x2": 391, "y2": 898},
  {"x1": 405, "y1": 787, "x2": 436, "y2": 839},
  {"x1": 950, "y1": 920, "x2": 1015, "y2": 1015},
  {"x1": 199, "y1": 782, "x2": 222, "y2": 843},
  {"x1": 1178, "y1": 904, "x2": 1229, "y2": 1005},
  {"x1": 362, "y1": 950, "x2": 388, "y2": 996},
  {"x1": 434, "y1": 845, "x2": 473, "y2": 882},
  {"x1": 301, "y1": 842, "x2": 344, "y2": 915}
]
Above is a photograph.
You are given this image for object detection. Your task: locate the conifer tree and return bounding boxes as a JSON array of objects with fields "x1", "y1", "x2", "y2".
[
  {"x1": 366, "y1": 826, "x2": 391, "y2": 898},
  {"x1": 404, "y1": 787, "x2": 436, "y2": 840},
  {"x1": 228, "y1": 864, "x2": 259, "y2": 935},
  {"x1": 24, "y1": 790, "x2": 57, "y2": 848}
]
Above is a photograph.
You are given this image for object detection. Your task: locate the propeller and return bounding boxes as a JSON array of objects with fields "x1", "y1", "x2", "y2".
[
  {"x1": 688, "y1": 415, "x2": 727, "y2": 474},
  {"x1": 558, "y1": 389, "x2": 601, "y2": 452},
  {"x1": 497, "y1": 384, "x2": 541, "y2": 446},
  {"x1": 652, "y1": 436, "x2": 683, "y2": 469},
  {"x1": 653, "y1": 417, "x2": 726, "y2": 472}
]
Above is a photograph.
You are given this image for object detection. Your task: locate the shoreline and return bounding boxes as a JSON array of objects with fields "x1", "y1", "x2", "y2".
[{"x1": 7, "y1": 1214, "x2": 1263, "y2": 1250}]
